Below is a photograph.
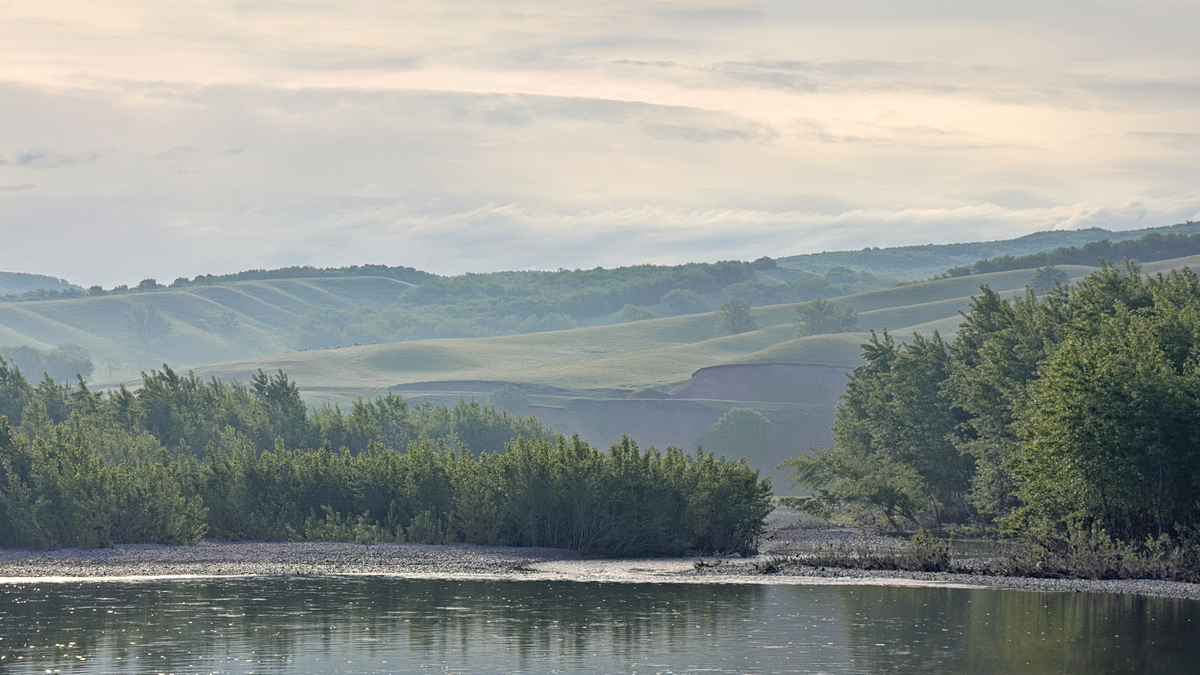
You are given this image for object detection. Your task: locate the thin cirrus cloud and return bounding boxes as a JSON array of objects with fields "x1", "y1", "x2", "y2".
[{"x1": 0, "y1": 0, "x2": 1198, "y2": 286}]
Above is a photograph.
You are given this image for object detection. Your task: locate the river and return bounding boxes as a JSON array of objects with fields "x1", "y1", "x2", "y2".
[{"x1": 0, "y1": 576, "x2": 1195, "y2": 674}]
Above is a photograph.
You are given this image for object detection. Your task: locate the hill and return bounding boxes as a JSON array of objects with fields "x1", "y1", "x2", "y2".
[
  {"x1": 0, "y1": 271, "x2": 77, "y2": 296},
  {"x1": 2, "y1": 222, "x2": 1197, "y2": 382},
  {"x1": 776, "y1": 221, "x2": 1200, "y2": 279}
]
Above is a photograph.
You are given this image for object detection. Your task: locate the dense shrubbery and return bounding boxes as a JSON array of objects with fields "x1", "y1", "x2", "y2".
[
  {"x1": 785, "y1": 262, "x2": 1200, "y2": 553},
  {"x1": 0, "y1": 362, "x2": 772, "y2": 554}
]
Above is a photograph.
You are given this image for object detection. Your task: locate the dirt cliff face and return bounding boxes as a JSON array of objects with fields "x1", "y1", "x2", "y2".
[
  {"x1": 670, "y1": 363, "x2": 851, "y2": 404},
  {"x1": 525, "y1": 363, "x2": 850, "y2": 492}
]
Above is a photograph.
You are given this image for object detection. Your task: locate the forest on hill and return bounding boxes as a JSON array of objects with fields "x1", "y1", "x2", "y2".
[
  {"x1": 775, "y1": 221, "x2": 1200, "y2": 278},
  {"x1": 0, "y1": 363, "x2": 770, "y2": 555}
]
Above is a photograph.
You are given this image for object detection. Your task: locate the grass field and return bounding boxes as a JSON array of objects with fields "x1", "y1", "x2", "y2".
[
  {"x1": 0, "y1": 277, "x2": 411, "y2": 378},
  {"x1": 186, "y1": 263, "x2": 1087, "y2": 396}
]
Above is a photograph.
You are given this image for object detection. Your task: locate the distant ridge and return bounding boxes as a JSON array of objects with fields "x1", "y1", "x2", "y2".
[
  {"x1": 776, "y1": 221, "x2": 1200, "y2": 279},
  {"x1": 0, "y1": 271, "x2": 77, "y2": 296}
]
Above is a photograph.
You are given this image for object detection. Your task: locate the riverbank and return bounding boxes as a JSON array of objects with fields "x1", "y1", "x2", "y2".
[{"x1": 1, "y1": 537, "x2": 1199, "y2": 600}]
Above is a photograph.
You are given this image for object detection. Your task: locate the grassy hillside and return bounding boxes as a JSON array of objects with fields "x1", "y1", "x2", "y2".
[
  {"x1": 0, "y1": 276, "x2": 412, "y2": 379},
  {"x1": 1, "y1": 222, "x2": 1192, "y2": 382}
]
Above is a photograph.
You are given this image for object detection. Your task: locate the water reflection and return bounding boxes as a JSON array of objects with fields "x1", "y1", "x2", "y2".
[{"x1": 0, "y1": 577, "x2": 1195, "y2": 674}]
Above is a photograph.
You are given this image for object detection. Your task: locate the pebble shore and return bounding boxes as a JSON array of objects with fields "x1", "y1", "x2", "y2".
[{"x1": 0, "y1": 532, "x2": 1197, "y2": 601}]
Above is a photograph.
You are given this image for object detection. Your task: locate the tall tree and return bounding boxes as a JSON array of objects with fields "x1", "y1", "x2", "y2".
[
  {"x1": 783, "y1": 330, "x2": 971, "y2": 528},
  {"x1": 792, "y1": 298, "x2": 858, "y2": 337},
  {"x1": 715, "y1": 299, "x2": 758, "y2": 335},
  {"x1": 123, "y1": 304, "x2": 172, "y2": 349}
]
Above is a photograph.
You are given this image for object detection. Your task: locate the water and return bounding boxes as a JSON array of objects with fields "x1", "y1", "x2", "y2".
[{"x1": 0, "y1": 576, "x2": 1196, "y2": 674}]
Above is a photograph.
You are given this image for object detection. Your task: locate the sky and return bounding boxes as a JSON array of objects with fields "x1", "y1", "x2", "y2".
[{"x1": 2, "y1": 0, "x2": 1199, "y2": 287}]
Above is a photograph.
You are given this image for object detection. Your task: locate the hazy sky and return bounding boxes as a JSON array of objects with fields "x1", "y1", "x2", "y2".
[{"x1": 2, "y1": 0, "x2": 1199, "y2": 286}]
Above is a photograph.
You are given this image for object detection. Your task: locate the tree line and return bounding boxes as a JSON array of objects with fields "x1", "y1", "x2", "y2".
[
  {"x1": 940, "y1": 231, "x2": 1200, "y2": 278},
  {"x1": 786, "y1": 262, "x2": 1200, "y2": 548},
  {"x1": 0, "y1": 364, "x2": 771, "y2": 554}
]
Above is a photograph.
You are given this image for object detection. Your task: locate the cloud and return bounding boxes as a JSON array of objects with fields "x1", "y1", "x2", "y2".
[
  {"x1": 0, "y1": 0, "x2": 1197, "y2": 287},
  {"x1": 0, "y1": 150, "x2": 101, "y2": 169}
]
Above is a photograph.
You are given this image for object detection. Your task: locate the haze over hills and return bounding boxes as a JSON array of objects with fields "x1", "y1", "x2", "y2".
[
  {"x1": 187, "y1": 253, "x2": 1200, "y2": 489},
  {"x1": 2, "y1": 221, "x2": 1198, "y2": 382},
  {"x1": 184, "y1": 263, "x2": 1109, "y2": 489},
  {"x1": 3, "y1": 224, "x2": 1200, "y2": 488},
  {"x1": 775, "y1": 221, "x2": 1200, "y2": 278},
  {"x1": 0, "y1": 271, "x2": 76, "y2": 296}
]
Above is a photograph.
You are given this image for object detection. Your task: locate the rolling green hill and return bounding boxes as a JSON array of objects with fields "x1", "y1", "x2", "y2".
[{"x1": 0, "y1": 276, "x2": 414, "y2": 379}]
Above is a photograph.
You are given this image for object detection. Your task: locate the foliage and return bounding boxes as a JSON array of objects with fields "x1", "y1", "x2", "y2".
[
  {"x1": 1030, "y1": 266, "x2": 1069, "y2": 294},
  {"x1": 0, "y1": 364, "x2": 773, "y2": 555},
  {"x1": 783, "y1": 330, "x2": 971, "y2": 529},
  {"x1": 618, "y1": 304, "x2": 657, "y2": 322},
  {"x1": 0, "y1": 357, "x2": 34, "y2": 427},
  {"x1": 782, "y1": 261, "x2": 1200, "y2": 549},
  {"x1": 715, "y1": 299, "x2": 758, "y2": 335},
  {"x1": 940, "y1": 230, "x2": 1200, "y2": 278},
  {"x1": 0, "y1": 344, "x2": 93, "y2": 383},
  {"x1": 660, "y1": 289, "x2": 709, "y2": 315},
  {"x1": 792, "y1": 298, "x2": 858, "y2": 337},
  {"x1": 766, "y1": 529, "x2": 949, "y2": 573},
  {"x1": 697, "y1": 408, "x2": 772, "y2": 458},
  {"x1": 122, "y1": 304, "x2": 172, "y2": 348},
  {"x1": 487, "y1": 384, "x2": 530, "y2": 413}
]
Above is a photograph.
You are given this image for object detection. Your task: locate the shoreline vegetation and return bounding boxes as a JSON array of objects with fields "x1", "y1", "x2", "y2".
[
  {"x1": 0, "y1": 363, "x2": 771, "y2": 556},
  {"x1": 782, "y1": 261, "x2": 1200, "y2": 585}
]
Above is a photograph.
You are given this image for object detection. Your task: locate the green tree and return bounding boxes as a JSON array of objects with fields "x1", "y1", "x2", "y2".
[
  {"x1": 792, "y1": 298, "x2": 858, "y2": 337},
  {"x1": 1012, "y1": 274, "x2": 1200, "y2": 541},
  {"x1": 944, "y1": 285, "x2": 1068, "y2": 519},
  {"x1": 715, "y1": 299, "x2": 758, "y2": 335},
  {"x1": 660, "y1": 289, "x2": 708, "y2": 315},
  {"x1": 697, "y1": 407, "x2": 772, "y2": 460},
  {"x1": 123, "y1": 304, "x2": 172, "y2": 348},
  {"x1": 1030, "y1": 265, "x2": 1069, "y2": 294},
  {"x1": 487, "y1": 384, "x2": 530, "y2": 413},
  {"x1": 0, "y1": 344, "x2": 93, "y2": 383},
  {"x1": 617, "y1": 304, "x2": 656, "y2": 322},
  {"x1": 0, "y1": 357, "x2": 33, "y2": 426},
  {"x1": 782, "y1": 330, "x2": 971, "y2": 528}
]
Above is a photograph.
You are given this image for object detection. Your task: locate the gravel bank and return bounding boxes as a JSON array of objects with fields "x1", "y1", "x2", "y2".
[
  {"x1": 0, "y1": 534, "x2": 1196, "y2": 601},
  {"x1": 0, "y1": 540, "x2": 580, "y2": 579}
]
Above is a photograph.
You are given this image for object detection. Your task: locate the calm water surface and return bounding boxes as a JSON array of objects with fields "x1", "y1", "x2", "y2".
[{"x1": 0, "y1": 576, "x2": 1195, "y2": 674}]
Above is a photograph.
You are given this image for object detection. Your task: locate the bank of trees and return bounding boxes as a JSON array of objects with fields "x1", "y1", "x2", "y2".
[
  {"x1": 941, "y1": 231, "x2": 1200, "y2": 277},
  {"x1": 786, "y1": 262, "x2": 1200, "y2": 547},
  {"x1": 0, "y1": 364, "x2": 771, "y2": 554}
]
